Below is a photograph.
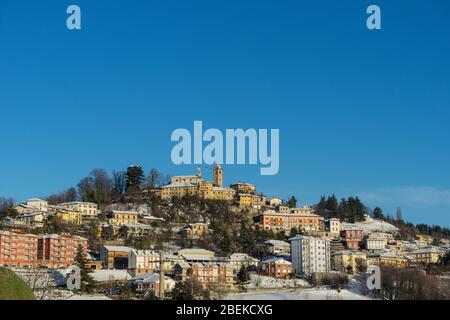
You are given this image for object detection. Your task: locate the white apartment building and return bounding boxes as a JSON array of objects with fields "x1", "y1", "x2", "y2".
[
  {"x1": 366, "y1": 233, "x2": 390, "y2": 252},
  {"x1": 58, "y1": 202, "x2": 98, "y2": 217},
  {"x1": 128, "y1": 249, "x2": 160, "y2": 276},
  {"x1": 327, "y1": 218, "x2": 342, "y2": 236},
  {"x1": 290, "y1": 235, "x2": 331, "y2": 276},
  {"x1": 26, "y1": 198, "x2": 48, "y2": 212}
]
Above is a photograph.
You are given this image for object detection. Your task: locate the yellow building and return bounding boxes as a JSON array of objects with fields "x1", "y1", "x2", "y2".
[
  {"x1": 231, "y1": 183, "x2": 256, "y2": 194},
  {"x1": 333, "y1": 250, "x2": 367, "y2": 272},
  {"x1": 416, "y1": 234, "x2": 434, "y2": 245},
  {"x1": 238, "y1": 193, "x2": 266, "y2": 208},
  {"x1": 378, "y1": 254, "x2": 412, "y2": 268},
  {"x1": 56, "y1": 209, "x2": 83, "y2": 225},
  {"x1": 278, "y1": 205, "x2": 290, "y2": 213},
  {"x1": 108, "y1": 210, "x2": 139, "y2": 226},
  {"x1": 160, "y1": 164, "x2": 235, "y2": 201},
  {"x1": 291, "y1": 206, "x2": 314, "y2": 215},
  {"x1": 405, "y1": 248, "x2": 444, "y2": 264},
  {"x1": 58, "y1": 202, "x2": 98, "y2": 217},
  {"x1": 213, "y1": 164, "x2": 223, "y2": 187}
]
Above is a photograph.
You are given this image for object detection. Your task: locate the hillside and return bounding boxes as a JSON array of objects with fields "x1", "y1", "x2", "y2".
[
  {"x1": 0, "y1": 267, "x2": 35, "y2": 300},
  {"x1": 342, "y1": 216, "x2": 399, "y2": 234}
]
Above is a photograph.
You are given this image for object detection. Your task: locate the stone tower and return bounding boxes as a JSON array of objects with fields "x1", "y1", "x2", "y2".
[{"x1": 213, "y1": 163, "x2": 223, "y2": 187}]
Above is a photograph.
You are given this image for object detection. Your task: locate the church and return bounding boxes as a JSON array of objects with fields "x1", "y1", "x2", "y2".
[{"x1": 159, "y1": 164, "x2": 236, "y2": 201}]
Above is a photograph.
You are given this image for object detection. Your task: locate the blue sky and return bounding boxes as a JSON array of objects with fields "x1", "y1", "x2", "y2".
[{"x1": 0, "y1": 1, "x2": 449, "y2": 227}]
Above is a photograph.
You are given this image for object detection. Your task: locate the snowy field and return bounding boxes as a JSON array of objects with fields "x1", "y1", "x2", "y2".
[
  {"x1": 224, "y1": 288, "x2": 370, "y2": 300},
  {"x1": 343, "y1": 216, "x2": 399, "y2": 234},
  {"x1": 245, "y1": 274, "x2": 310, "y2": 289}
]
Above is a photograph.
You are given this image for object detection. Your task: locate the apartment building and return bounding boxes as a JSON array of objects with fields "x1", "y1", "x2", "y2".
[
  {"x1": 108, "y1": 210, "x2": 139, "y2": 226},
  {"x1": 342, "y1": 228, "x2": 364, "y2": 249},
  {"x1": 405, "y1": 248, "x2": 444, "y2": 264},
  {"x1": 255, "y1": 211, "x2": 324, "y2": 232},
  {"x1": 55, "y1": 209, "x2": 83, "y2": 225},
  {"x1": 58, "y1": 202, "x2": 98, "y2": 217},
  {"x1": 174, "y1": 262, "x2": 235, "y2": 290},
  {"x1": 238, "y1": 193, "x2": 266, "y2": 208},
  {"x1": 128, "y1": 249, "x2": 160, "y2": 276},
  {"x1": 290, "y1": 235, "x2": 331, "y2": 276},
  {"x1": 100, "y1": 245, "x2": 134, "y2": 269},
  {"x1": 0, "y1": 231, "x2": 38, "y2": 267},
  {"x1": 326, "y1": 218, "x2": 342, "y2": 237},
  {"x1": 37, "y1": 233, "x2": 88, "y2": 268},
  {"x1": 261, "y1": 240, "x2": 291, "y2": 256},
  {"x1": 332, "y1": 250, "x2": 367, "y2": 272}
]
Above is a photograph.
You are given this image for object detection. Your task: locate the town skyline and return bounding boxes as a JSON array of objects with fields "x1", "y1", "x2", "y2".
[{"x1": 1, "y1": 1, "x2": 450, "y2": 228}]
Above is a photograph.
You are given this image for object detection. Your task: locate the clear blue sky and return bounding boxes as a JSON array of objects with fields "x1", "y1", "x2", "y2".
[{"x1": 0, "y1": 1, "x2": 449, "y2": 227}]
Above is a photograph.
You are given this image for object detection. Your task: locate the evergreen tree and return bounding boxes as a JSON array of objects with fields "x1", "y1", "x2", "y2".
[
  {"x1": 373, "y1": 207, "x2": 384, "y2": 219},
  {"x1": 237, "y1": 265, "x2": 250, "y2": 283},
  {"x1": 73, "y1": 244, "x2": 95, "y2": 293},
  {"x1": 287, "y1": 196, "x2": 297, "y2": 208},
  {"x1": 125, "y1": 165, "x2": 145, "y2": 192}
]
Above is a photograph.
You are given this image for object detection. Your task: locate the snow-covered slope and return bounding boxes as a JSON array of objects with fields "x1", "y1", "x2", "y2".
[
  {"x1": 224, "y1": 288, "x2": 370, "y2": 300},
  {"x1": 343, "y1": 216, "x2": 399, "y2": 234}
]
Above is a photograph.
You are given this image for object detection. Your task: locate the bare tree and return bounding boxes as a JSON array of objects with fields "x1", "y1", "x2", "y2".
[{"x1": 112, "y1": 170, "x2": 126, "y2": 195}]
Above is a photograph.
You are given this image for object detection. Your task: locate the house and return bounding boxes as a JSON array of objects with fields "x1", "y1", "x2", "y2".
[
  {"x1": 55, "y1": 209, "x2": 83, "y2": 225},
  {"x1": 260, "y1": 258, "x2": 293, "y2": 278},
  {"x1": 177, "y1": 248, "x2": 215, "y2": 263},
  {"x1": 227, "y1": 253, "x2": 259, "y2": 271},
  {"x1": 326, "y1": 218, "x2": 342, "y2": 238},
  {"x1": 237, "y1": 194, "x2": 266, "y2": 208},
  {"x1": 180, "y1": 223, "x2": 210, "y2": 238},
  {"x1": 128, "y1": 249, "x2": 160, "y2": 276},
  {"x1": 100, "y1": 245, "x2": 134, "y2": 269},
  {"x1": 131, "y1": 273, "x2": 176, "y2": 298},
  {"x1": 290, "y1": 235, "x2": 331, "y2": 276},
  {"x1": 57, "y1": 202, "x2": 98, "y2": 217},
  {"x1": 261, "y1": 240, "x2": 291, "y2": 256},
  {"x1": 332, "y1": 250, "x2": 367, "y2": 273},
  {"x1": 365, "y1": 233, "x2": 389, "y2": 252},
  {"x1": 268, "y1": 197, "x2": 283, "y2": 207},
  {"x1": 230, "y1": 183, "x2": 256, "y2": 194},
  {"x1": 120, "y1": 223, "x2": 152, "y2": 237},
  {"x1": 341, "y1": 227, "x2": 364, "y2": 249},
  {"x1": 108, "y1": 210, "x2": 139, "y2": 226},
  {"x1": 14, "y1": 198, "x2": 49, "y2": 214}
]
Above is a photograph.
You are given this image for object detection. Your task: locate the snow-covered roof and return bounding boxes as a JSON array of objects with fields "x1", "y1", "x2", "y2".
[
  {"x1": 264, "y1": 240, "x2": 290, "y2": 247},
  {"x1": 162, "y1": 182, "x2": 197, "y2": 188},
  {"x1": 91, "y1": 270, "x2": 132, "y2": 282},
  {"x1": 102, "y1": 245, "x2": 134, "y2": 252}
]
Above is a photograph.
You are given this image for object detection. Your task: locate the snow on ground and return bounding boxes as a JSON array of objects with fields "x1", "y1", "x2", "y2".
[
  {"x1": 44, "y1": 289, "x2": 112, "y2": 300},
  {"x1": 91, "y1": 270, "x2": 132, "y2": 282},
  {"x1": 245, "y1": 274, "x2": 310, "y2": 289},
  {"x1": 343, "y1": 216, "x2": 399, "y2": 234},
  {"x1": 224, "y1": 288, "x2": 370, "y2": 300}
]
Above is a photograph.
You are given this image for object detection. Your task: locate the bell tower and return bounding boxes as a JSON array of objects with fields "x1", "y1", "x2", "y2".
[{"x1": 213, "y1": 163, "x2": 223, "y2": 187}]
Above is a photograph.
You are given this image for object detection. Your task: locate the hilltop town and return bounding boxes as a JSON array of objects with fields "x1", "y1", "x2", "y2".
[{"x1": 0, "y1": 164, "x2": 449, "y2": 300}]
